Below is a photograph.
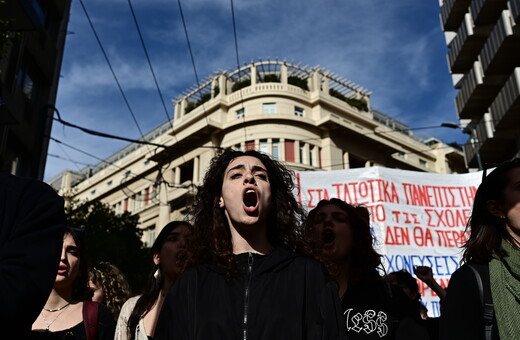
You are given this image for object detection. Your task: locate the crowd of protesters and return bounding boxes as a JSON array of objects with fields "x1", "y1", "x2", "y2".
[{"x1": 1, "y1": 151, "x2": 519, "y2": 339}]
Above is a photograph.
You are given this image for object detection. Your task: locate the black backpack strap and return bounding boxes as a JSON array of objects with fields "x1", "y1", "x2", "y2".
[{"x1": 467, "y1": 263, "x2": 494, "y2": 340}]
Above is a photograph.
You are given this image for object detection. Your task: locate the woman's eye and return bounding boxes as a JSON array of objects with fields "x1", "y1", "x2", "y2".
[
  {"x1": 256, "y1": 174, "x2": 267, "y2": 180},
  {"x1": 230, "y1": 173, "x2": 241, "y2": 179}
]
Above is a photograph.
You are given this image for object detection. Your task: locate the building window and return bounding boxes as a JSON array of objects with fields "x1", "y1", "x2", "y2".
[
  {"x1": 294, "y1": 106, "x2": 304, "y2": 117},
  {"x1": 263, "y1": 103, "x2": 276, "y2": 114},
  {"x1": 123, "y1": 198, "x2": 129, "y2": 212},
  {"x1": 285, "y1": 140, "x2": 295, "y2": 162},
  {"x1": 17, "y1": 67, "x2": 37, "y2": 100},
  {"x1": 246, "y1": 140, "x2": 255, "y2": 151},
  {"x1": 144, "y1": 187, "x2": 150, "y2": 206},
  {"x1": 419, "y1": 159, "x2": 428, "y2": 167},
  {"x1": 272, "y1": 139, "x2": 279, "y2": 160},
  {"x1": 180, "y1": 159, "x2": 194, "y2": 184},
  {"x1": 124, "y1": 170, "x2": 131, "y2": 178},
  {"x1": 260, "y1": 139, "x2": 268, "y2": 154},
  {"x1": 299, "y1": 144, "x2": 305, "y2": 164},
  {"x1": 236, "y1": 108, "x2": 245, "y2": 118},
  {"x1": 147, "y1": 226, "x2": 156, "y2": 247},
  {"x1": 144, "y1": 160, "x2": 150, "y2": 166},
  {"x1": 90, "y1": 190, "x2": 96, "y2": 195},
  {"x1": 107, "y1": 180, "x2": 112, "y2": 187},
  {"x1": 232, "y1": 143, "x2": 241, "y2": 151}
]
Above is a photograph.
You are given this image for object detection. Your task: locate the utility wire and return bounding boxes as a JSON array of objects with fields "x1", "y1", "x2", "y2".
[
  {"x1": 176, "y1": 0, "x2": 209, "y2": 125},
  {"x1": 127, "y1": 0, "x2": 174, "y2": 130},
  {"x1": 48, "y1": 153, "x2": 91, "y2": 167},
  {"x1": 48, "y1": 105, "x2": 222, "y2": 150},
  {"x1": 55, "y1": 143, "x2": 82, "y2": 171},
  {"x1": 230, "y1": 0, "x2": 248, "y2": 144},
  {"x1": 78, "y1": 0, "x2": 148, "y2": 142}
]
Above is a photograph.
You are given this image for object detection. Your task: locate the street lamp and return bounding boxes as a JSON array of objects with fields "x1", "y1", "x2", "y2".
[{"x1": 441, "y1": 122, "x2": 483, "y2": 170}]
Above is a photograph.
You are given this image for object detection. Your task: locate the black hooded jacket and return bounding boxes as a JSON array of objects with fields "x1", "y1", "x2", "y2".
[{"x1": 154, "y1": 247, "x2": 347, "y2": 340}]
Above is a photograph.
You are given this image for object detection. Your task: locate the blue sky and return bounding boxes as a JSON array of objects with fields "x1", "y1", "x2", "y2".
[{"x1": 44, "y1": 0, "x2": 466, "y2": 181}]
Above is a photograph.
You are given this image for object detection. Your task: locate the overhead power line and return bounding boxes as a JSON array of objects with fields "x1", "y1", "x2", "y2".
[
  {"x1": 127, "y1": 0, "x2": 173, "y2": 130},
  {"x1": 78, "y1": 0, "x2": 148, "y2": 142},
  {"x1": 176, "y1": 0, "x2": 209, "y2": 125}
]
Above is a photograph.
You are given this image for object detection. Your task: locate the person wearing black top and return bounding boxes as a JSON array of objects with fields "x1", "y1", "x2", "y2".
[
  {"x1": 154, "y1": 149, "x2": 346, "y2": 340},
  {"x1": 305, "y1": 199, "x2": 426, "y2": 339}
]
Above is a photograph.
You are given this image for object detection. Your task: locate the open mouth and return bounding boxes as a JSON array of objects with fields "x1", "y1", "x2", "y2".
[
  {"x1": 57, "y1": 265, "x2": 68, "y2": 275},
  {"x1": 321, "y1": 229, "x2": 335, "y2": 246},
  {"x1": 243, "y1": 189, "x2": 258, "y2": 208}
]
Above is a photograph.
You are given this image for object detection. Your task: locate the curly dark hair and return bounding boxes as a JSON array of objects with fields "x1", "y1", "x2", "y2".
[
  {"x1": 463, "y1": 158, "x2": 520, "y2": 263},
  {"x1": 304, "y1": 199, "x2": 382, "y2": 284},
  {"x1": 89, "y1": 262, "x2": 132, "y2": 319},
  {"x1": 188, "y1": 149, "x2": 307, "y2": 278}
]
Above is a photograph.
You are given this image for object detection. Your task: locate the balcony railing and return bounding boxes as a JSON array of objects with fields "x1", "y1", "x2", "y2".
[
  {"x1": 480, "y1": 10, "x2": 520, "y2": 74},
  {"x1": 441, "y1": 0, "x2": 472, "y2": 31},
  {"x1": 448, "y1": 14, "x2": 489, "y2": 73},
  {"x1": 471, "y1": 0, "x2": 508, "y2": 25},
  {"x1": 489, "y1": 67, "x2": 520, "y2": 129}
]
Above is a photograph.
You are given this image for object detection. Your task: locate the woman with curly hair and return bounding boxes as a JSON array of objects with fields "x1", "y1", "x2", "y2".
[
  {"x1": 305, "y1": 199, "x2": 423, "y2": 339},
  {"x1": 115, "y1": 221, "x2": 191, "y2": 340},
  {"x1": 88, "y1": 262, "x2": 132, "y2": 319},
  {"x1": 440, "y1": 158, "x2": 520, "y2": 340},
  {"x1": 154, "y1": 149, "x2": 345, "y2": 340}
]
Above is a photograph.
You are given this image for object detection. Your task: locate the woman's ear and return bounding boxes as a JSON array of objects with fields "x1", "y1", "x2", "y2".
[
  {"x1": 219, "y1": 196, "x2": 225, "y2": 208},
  {"x1": 486, "y1": 200, "x2": 504, "y2": 217},
  {"x1": 153, "y1": 253, "x2": 160, "y2": 266}
]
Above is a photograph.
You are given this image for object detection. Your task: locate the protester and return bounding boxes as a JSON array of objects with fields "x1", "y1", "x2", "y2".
[
  {"x1": 386, "y1": 269, "x2": 427, "y2": 320},
  {"x1": 154, "y1": 149, "x2": 346, "y2": 340},
  {"x1": 31, "y1": 227, "x2": 115, "y2": 339},
  {"x1": 413, "y1": 265, "x2": 446, "y2": 304},
  {"x1": 88, "y1": 261, "x2": 132, "y2": 319},
  {"x1": 440, "y1": 158, "x2": 520, "y2": 340},
  {"x1": 115, "y1": 221, "x2": 192, "y2": 340},
  {"x1": 305, "y1": 198, "x2": 426, "y2": 339},
  {"x1": 0, "y1": 173, "x2": 65, "y2": 337}
]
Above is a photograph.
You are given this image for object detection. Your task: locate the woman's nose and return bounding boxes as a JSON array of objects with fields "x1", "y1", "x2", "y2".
[{"x1": 244, "y1": 172, "x2": 255, "y2": 184}]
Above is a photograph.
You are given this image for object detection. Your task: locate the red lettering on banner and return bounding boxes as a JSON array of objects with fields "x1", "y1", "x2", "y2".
[
  {"x1": 391, "y1": 211, "x2": 420, "y2": 224},
  {"x1": 385, "y1": 226, "x2": 410, "y2": 245},
  {"x1": 424, "y1": 208, "x2": 471, "y2": 228},
  {"x1": 331, "y1": 180, "x2": 399, "y2": 205},
  {"x1": 307, "y1": 189, "x2": 331, "y2": 208},
  {"x1": 402, "y1": 184, "x2": 478, "y2": 208},
  {"x1": 413, "y1": 227, "x2": 434, "y2": 247},
  {"x1": 435, "y1": 230, "x2": 467, "y2": 247}
]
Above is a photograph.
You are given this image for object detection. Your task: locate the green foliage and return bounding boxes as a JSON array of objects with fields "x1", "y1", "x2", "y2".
[
  {"x1": 329, "y1": 88, "x2": 368, "y2": 112},
  {"x1": 231, "y1": 78, "x2": 251, "y2": 92},
  {"x1": 288, "y1": 76, "x2": 309, "y2": 90},
  {"x1": 65, "y1": 200, "x2": 150, "y2": 292},
  {"x1": 262, "y1": 73, "x2": 280, "y2": 83},
  {"x1": 346, "y1": 97, "x2": 369, "y2": 111},
  {"x1": 184, "y1": 92, "x2": 211, "y2": 114}
]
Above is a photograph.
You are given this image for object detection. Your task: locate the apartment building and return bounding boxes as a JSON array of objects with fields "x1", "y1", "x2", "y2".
[
  {"x1": 0, "y1": 0, "x2": 72, "y2": 179},
  {"x1": 439, "y1": 0, "x2": 520, "y2": 168},
  {"x1": 49, "y1": 61, "x2": 465, "y2": 245}
]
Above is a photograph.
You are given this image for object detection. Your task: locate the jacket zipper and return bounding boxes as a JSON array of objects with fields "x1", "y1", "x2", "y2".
[{"x1": 243, "y1": 252, "x2": 254, "y2": 340}]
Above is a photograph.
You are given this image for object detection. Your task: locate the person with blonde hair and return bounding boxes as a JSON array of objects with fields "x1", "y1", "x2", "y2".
[{"x1": 88, "y1": 262, "x2": 132, "y2": 319}]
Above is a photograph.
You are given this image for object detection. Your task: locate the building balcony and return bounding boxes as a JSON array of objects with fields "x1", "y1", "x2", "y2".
[
  {"x1": 441, "y1": 0, "x2": 471, "y2": 31},
  {"x1": 455, "y1": 61, "x2": 504, "y2": 119},
  {"x1": 448, "y1": 14, "x2": 489, "y2": 73},
  {"x1": 489, "y1": 67, "x2": 520, "y2": 130},
  {"x1": 470, "y1": 0, "x2": 509, "y2": 25},
  {"x1": 480, "y1": 10, "x2": 520, "y2": 75}
]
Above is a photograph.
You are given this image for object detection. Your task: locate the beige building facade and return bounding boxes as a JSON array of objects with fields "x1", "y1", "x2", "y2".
[{"x1": 50, "y1": 61, "x2": 465, "y2": 245}]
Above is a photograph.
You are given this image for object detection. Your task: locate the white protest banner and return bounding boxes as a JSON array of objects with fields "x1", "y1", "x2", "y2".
[{"x1": 295, "y1": 167, "x2": 483, "y2": 317}]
